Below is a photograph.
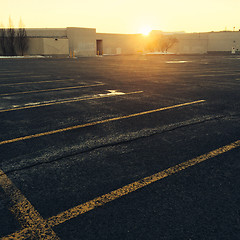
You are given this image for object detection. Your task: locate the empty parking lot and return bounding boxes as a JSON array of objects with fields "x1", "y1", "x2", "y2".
[{"x1": 0, "y1": 55, "x2": 240, "y2": 239}]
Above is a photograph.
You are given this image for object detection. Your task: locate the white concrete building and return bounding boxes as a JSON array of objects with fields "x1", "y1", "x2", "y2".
[{"x1": 1, "y1": 27, "x2": 240, "y2": 56}]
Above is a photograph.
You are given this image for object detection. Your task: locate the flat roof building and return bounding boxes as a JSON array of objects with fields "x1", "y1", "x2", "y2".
[{"x1": 1, "y1": 27, "x2": 240, "y2": 56}]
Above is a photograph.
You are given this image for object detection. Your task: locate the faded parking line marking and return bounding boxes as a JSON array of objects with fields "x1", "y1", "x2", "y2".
[
  {"x1": 0, "y1": 83, "x2": 104, "y2": 96},
  {"x1": 0, "y1": 99, "x2": 205, "y2": 145},
  {"x1": 46, "y1": 139, "x2": 240, "y2": 227},
  {"x1": 0, "y1": 169, "x2": 60, "y2": 239},
  {"x1": 0, "y1": 90, "x2": 143, "y2": 113},
  {"x1": 3, "y1": 140, "x2": 240, "y2": 239},
  {"x1": 195, "y1": 73, "x2": 240, "y2": 77},
  {"x1": 0, "y1": 78, "x2": 76, "y2": 86}
]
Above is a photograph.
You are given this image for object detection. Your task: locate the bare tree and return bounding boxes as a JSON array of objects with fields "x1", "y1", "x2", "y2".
[
  {"x1": 6, "y1": 16, "x2": 16, "y2": 56},
  {"x1": 160, "y1": 36, "x2": 178, "y2": 53},
  {"x1": 144, "y1": 34, "x2": 162, "y2": 52},
  {"x1": 144, "y1": 34, "x2": 178, "y2": 53},
  {"x1": 16, "y1": 18, "x2": 29, "y2": 56},
  {"x1": 0, "y1": 23, "x2": 6, "y2": 56}
]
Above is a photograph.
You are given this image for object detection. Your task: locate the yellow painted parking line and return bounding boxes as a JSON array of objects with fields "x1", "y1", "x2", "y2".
[
  {"x1": 0, "y1": 91, "x2": 143, "y2": 113},
  {"x1": 0, "y1": 169, "x2": 60, "y2": 239},
  {"x1": 4, "y1": 139, "x2": 239, "y2": 239},
  {"x1": 195, "y1": 73, "x2": 240, "y2": 77},
  {"x1": 0, "y1": 100, "x2": 205, "y2": 146},
  {"x1": 0, "y1": 83, "x2": 104, "y2": 96},
  {"x1": 46, "y1": 139, "x2": 240, "y2": 227},
  {"x1": 0, "y1": 78, "x2": 76, "y2": 86},
  {"x1": 2, "y1": 228, "x2": 34, "y2": 239}
]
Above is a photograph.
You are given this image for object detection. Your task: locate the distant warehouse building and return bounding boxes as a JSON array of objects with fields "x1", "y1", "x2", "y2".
[
  {"x1": 1, "y1": 27, "x2": 240, "y2": 56},
  {"x1": 25, "y1": 27, "x2": 145, "y2": 57},
  {"x1": 26, "y1": 27, "x2": 96, "y2": 57},
  {"x1": 169, "y1": 31, "x2": 240, "y2": 54}
]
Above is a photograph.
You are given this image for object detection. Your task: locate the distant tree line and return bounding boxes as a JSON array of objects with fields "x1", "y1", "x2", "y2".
[
  {"x1": 145, "y1": 34, "x2": 178, "y2": 53},
  {"x1": 0, "y1": 17, "x2": 29, "y2": 56}
]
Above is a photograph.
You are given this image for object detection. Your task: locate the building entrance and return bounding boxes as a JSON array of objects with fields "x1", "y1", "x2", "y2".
[{"x1": 96, "y1": 40, "x2": 103, "y2": 55}]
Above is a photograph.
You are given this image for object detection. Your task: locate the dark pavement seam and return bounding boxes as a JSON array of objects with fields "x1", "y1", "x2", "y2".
[{"x1": 1, "y1": 113, "x2": 238, "y2": 176}]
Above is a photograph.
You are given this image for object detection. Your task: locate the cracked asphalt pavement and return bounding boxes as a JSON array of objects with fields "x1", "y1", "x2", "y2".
[{"x1": 0, "y1": 55, "x2": 240, "y2": 239}]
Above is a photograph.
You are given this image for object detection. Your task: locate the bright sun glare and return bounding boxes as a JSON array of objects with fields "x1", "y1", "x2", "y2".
[{"x1": 140, "y1": 26, "x2": 152, "y2": 36}]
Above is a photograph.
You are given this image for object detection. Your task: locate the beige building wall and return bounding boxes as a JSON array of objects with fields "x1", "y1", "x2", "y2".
[
  {"x1": 26, "y1": 28, "x2": 69, "y2": 56},
  {"x1": 43, "y1": 38, "x2": 69, "y2": 55},
  {"x1": 27, "y1": 38, "x2": 44, "y2": 55},
  {"x1": 26, "y1": 28, "x2": 67, "y2": 38},
  {"x1": 168, "y1": 33, "x2": 208, "y2": 54},
  {"x1": 67, "y1": 27, "x2": 96, "y2": 57},
  {"x1": 208, "y1": 32, "x2": 240, "y2": 52},
  {"x1": 27, "y1": 38, "x2": 69, "y2": 56},
  {"x1": 173, "y1": 31, "x2": 240, "y2": 54},
  {"x1": 96, "y1": 33, "x2": 145, "y2": 55}
]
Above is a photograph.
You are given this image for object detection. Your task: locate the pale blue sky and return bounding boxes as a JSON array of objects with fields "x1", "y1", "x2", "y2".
[{"x1": 1, "y1": 0, "x2": 240, "y2": 33}]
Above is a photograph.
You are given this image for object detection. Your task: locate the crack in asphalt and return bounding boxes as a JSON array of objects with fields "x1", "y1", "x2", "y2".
[{"x1": 1, "y1": 113, "x2": 239, "y2": 176}]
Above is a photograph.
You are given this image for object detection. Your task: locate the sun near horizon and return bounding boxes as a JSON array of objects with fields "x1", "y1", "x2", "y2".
[{"x1": 139, "y1": 26, "x2": 152, "y2": 36}]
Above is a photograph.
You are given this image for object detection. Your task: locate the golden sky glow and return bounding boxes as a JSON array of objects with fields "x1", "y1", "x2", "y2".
[
  {"x1": 1, "y1": 0, "x2": 240, "y2": 33},
  {"x1": 139, "y1": 26, "x2": 152, "y2": 36}
]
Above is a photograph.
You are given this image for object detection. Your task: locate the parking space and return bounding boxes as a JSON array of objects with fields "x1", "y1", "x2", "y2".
[{"x1": 0, "y1": 55, "x2": 240, "y2": 239}]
